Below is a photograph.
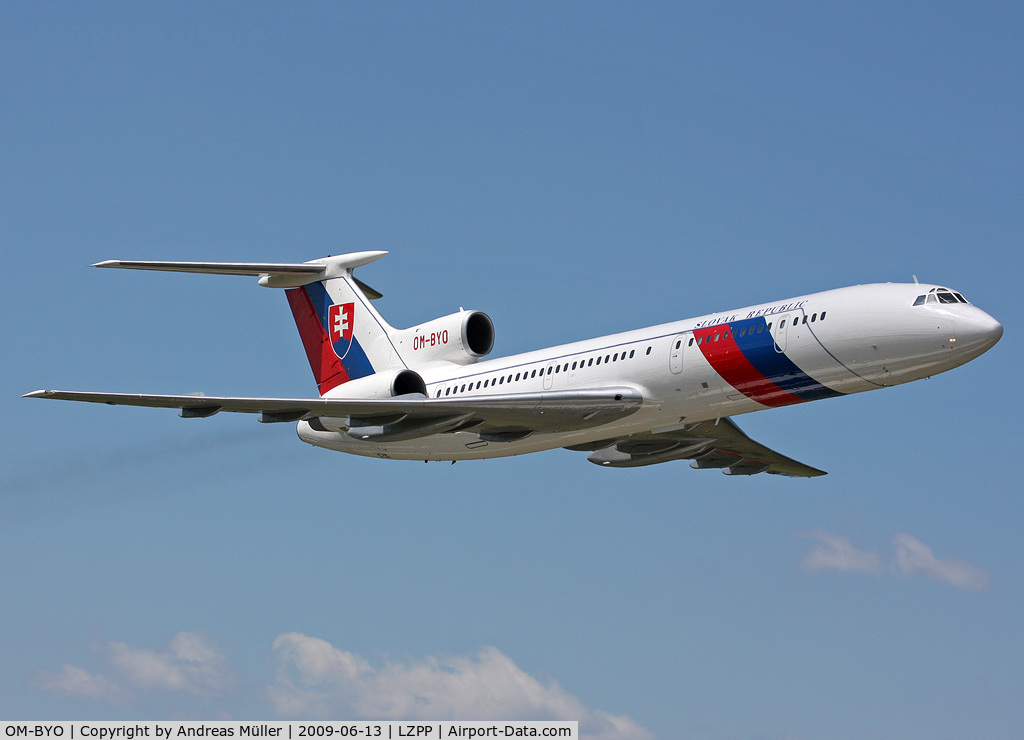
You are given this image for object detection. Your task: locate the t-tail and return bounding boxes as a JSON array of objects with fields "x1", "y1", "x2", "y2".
[
  {"x1": 280, "y1": 254, "x2": 402, "y2": 394},
  {"x1": 92, "y1": 251, "x2": 494, "y2": 398}
]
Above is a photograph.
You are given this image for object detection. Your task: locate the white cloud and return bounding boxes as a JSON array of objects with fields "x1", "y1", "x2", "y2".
[
  {"x1": 107, "y1": 631, "x2": 233, "y2": 696},
  {"x1": 269, "y1": 633, "x2": 652, "y2": 740},
  {"x1": 893, "y1": 532, "x2": 989, "y2": 590},
  {"x1": 798, "y1": 529, "x2": 989, "y2": 590},
  {"x1": 35, "y1": 631, "x2": 233, "y2": 704},
  {"x1": 798, "y1": 529, "x2": 883, "y2": 573},
  {"x1": 36, "y1": 631, "x2": 651, "y2": 739},
  {"x1": 34, "y1": 664, "x2": 125, "y2": 704}
]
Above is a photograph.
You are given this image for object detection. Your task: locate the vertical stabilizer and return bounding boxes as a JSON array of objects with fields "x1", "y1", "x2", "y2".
[{"x1": 285, "y1": 269, "x2": 403, "y2": 395}]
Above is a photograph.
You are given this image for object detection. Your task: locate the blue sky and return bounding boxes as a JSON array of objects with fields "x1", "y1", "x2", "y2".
[{"x1": 1, "y1": 3, "x2": 1021, "y2": 738}]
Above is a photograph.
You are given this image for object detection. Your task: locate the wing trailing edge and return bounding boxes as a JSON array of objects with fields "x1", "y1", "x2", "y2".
[{"x1": 578, "y1": 417, "x2": 826, "y2": 477}]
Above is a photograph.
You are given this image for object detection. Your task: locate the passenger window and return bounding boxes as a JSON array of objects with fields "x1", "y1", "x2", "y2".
[
  {"x1": 779, "y1": 320, "x2": 786, "y2": 329},
  {"x1": 461, "y1": 384, "x2": 466, "y2": 392},
  {"x1": 436, "y1": 389, "x2": 442, "y2": 397},
  {"x1": 811, "y1": 313, "x2": 817, "y2": 322},
  {"x1": 630, "y1": 350, "x2": 635, "y2": 358},
  {"x1": 547, "y1": 366, "x2": 553, "y2": 375},
  {"x1": 531, "y1": 369, "x2": 537, "y2": 378},
  {"x1": 739, "y1": 328, "x2": 746, "y2": 337},
  {"x1": 445, "y1": 388, "x2": 451, "y2": 396},
  {"x1": 688, "y1": 338, "x2": 694, "y2": 346},
  {"x1": 555, "y1": 365, "x2": 559, "y2": 373},
  {"x1": 588, "y1": 358, "x2": 594, "y2": 366},
  {"x1": 484, "y1": 379, "x2": 489, "y2": 387},
  {"x1": 563, "y1": 364, "x2": 568, "y2": 372},
  {"x1": 713, "y1": 333, "x2": 720, "y2": 342},
  {"x1": 646, "y1": 346, "x2": 652, "y2": 355},
  {"x1": 604, "y1": 355, "x2": 610, "y2": 362},
  {"x1": 757, "y1": 324, "x2": 764, "y2": 333},
  {"x1": 767, "y1": 322, "x2": 772, "y2": 331},
  {"x1": 820, "y1": 312, "x2": 826, "y2": 320},
  {"x1": 596, "y1": 356, "x2": 601, "y2": 365}
]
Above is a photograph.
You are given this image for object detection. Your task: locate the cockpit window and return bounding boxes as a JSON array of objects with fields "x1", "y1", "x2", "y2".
[{"x1": 914, "y1": 287, "x2": 971, "y2": 306}]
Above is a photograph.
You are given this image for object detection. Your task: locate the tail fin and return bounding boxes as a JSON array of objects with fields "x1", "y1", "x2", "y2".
[
  {"x1": 94, "y1": 252, "x2": 403, "y2": 396},
  {"x1": 285, "y1": 267, "x2": 402, "y2": 395}
]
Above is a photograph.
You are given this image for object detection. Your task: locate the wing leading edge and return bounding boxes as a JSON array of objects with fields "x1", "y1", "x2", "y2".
[{"x1": 23, "y1": 387, "x2": 643, "y2": 438}]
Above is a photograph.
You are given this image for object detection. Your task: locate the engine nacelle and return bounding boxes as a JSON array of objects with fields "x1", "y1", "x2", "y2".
[
  {"x1": 312, "y1": 368, "x2": 428, "y2": 433},
  {"x1": 322, "y1": 368, "x2": 427, "y2": 400},
  {"x1": 392, "y1": 310, "x2": 494, "y2": 366}
]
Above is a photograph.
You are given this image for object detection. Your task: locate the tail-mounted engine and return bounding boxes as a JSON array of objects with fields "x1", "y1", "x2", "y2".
[
  {"x1": 322, "y1": 368, "x2": 427, "y2": 400},
  {"x1": 311, "y1": 367, "x2": 432, "y2": 436},
  {"x1": 392, "y1": 310, "x2": 494, "y2": 367}
]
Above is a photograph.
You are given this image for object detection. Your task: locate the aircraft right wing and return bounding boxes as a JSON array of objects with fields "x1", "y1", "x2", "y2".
[{"x1": 570, "y1": 416, "x2": 826, "y2": 477}]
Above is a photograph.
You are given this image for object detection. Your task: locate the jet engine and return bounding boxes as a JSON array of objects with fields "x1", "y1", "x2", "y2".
[
  {"x1": 322, "y1": 368, "x2": 427, "y2": 400},
  {"x1": 391, "y1": 310, "x2": 494, "y2": 366},
  {"x1": 311, "y1": 368, "x2": 431, "y2": 435}
]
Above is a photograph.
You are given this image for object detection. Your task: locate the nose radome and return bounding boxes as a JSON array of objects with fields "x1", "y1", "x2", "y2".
[{"x1": 954, "y1": 308, "x2": 1003, "y2": 354}]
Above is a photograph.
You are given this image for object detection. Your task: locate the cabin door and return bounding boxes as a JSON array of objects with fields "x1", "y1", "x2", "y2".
[
  {"x1": 669, "y1": 334, "x2": 687, "y2": 374},
  {"x1": 543, "y1": 361, "x2": 556, "y2": 390},
  {"x1": 773, "y1": 314, "x2": 790, "y2": 352}
]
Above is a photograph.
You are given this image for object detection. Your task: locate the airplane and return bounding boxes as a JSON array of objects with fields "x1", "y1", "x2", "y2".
[{"x1": 24, "y1": 251, "x2": 1002, "y2": 476}]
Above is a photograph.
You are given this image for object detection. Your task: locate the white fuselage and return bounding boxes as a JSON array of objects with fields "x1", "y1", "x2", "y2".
[{"x1": 297, "y1": 283, "x2": 1002, "y2": 461}]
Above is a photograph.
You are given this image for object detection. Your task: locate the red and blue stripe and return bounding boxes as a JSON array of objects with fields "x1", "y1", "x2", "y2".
[
  {"x1": 286, "y1": 282, "x2": 375, "y2": 395},
  {"x1": 694, "y1": 317, "x2": 842, "y2": 407}
]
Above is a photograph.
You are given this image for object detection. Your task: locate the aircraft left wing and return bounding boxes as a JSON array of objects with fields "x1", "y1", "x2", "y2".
[
  {"x1": 571, "y1": 416, "x2": 826, "y2": 477},
  {"x1": 23, "y1": 387, "x2": 643, "y2": 441}
]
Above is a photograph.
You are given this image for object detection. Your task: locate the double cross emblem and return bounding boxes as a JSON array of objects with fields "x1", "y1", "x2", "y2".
[{"x1": 328, "y1": 302, "x2": 355, "y2": 347}]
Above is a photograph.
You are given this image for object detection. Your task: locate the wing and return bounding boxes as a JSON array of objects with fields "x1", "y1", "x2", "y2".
[
  {"x1": 571, "y1": 417, "x2": 826, "y2": 477},
  {"x1": 23, "y1": 387, "x2": 643, "y2": 442}
]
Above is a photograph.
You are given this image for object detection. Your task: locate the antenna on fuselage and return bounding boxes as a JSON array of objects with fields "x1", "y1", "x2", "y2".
[{"x1": 913, "y1": 275, "x2": 919, "y2": 284}]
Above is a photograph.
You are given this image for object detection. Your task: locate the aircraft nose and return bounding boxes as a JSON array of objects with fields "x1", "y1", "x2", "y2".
[{"x1": 954, "y1": 307, "x2": 1003, "y2": 355}]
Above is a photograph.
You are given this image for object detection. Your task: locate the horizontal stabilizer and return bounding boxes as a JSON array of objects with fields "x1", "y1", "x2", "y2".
[
  {"x1": 92, "y1": 251, "x2": 388, "y2": 288},
  {"x1": 93, "y1": 260, "x2": 325, "y2": 275}
]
